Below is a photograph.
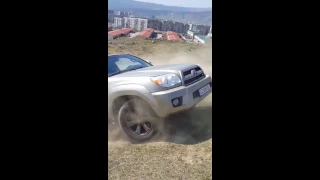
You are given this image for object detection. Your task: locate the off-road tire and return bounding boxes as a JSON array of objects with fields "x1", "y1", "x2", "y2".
[{"x1": 118, "y1": 98, "x2": 161, "y2": 143}]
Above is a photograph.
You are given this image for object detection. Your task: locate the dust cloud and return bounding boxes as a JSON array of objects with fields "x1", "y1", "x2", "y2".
[
  {"x1": 108, "y1": 44, "x2": 212, "y2": 145},
  {"x1": 143, "y1": 44, "x2": 212, "y2": 77}
]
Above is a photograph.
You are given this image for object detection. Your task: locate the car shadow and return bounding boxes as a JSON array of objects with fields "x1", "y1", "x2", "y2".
[{"x1": 157, "y1": 106, "x2": 212, "y2": 145}]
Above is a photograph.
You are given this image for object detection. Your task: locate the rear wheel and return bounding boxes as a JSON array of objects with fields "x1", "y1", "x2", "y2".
[{"x1": 118, "y1": 98, "x2": 161, "y2": 143}]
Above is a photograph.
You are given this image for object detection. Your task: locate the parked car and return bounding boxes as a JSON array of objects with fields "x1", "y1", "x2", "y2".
[{"x1": 108, "y1": 54, "x2": 212, "y2": 142}]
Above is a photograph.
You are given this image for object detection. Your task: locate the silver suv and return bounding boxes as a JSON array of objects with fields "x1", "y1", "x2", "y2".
[{"x1": 108, "y1": 54, "x2": 212, "y2": 142}]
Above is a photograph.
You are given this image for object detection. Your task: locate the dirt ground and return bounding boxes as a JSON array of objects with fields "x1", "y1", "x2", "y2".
[{"x1": 108, "y1": 38, "x2": 212, "y2": 180}]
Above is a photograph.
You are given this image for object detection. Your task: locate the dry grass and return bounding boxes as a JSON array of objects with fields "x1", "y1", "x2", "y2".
[
  {"x1": 108, "y1": 37, "x2": 212, "y2": 180},
  {"x1": 108, "y1": 38, "x2": 200, "y2": 57}
]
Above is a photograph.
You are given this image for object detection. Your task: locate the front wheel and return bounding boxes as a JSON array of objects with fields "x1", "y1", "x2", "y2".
[{"x1": 118, "y1": 98, "x2": 161, "y2": 143}]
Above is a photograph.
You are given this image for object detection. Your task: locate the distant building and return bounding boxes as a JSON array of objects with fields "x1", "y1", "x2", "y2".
[
  {"x1": 147, "y1": 19, "x2": 162, "y2": 31},
  {"x1": 172, "y1": 21, "x2": 185, "y2": 33},
  {"x1": 190, "y1": 24, "x2": 197, "y2": 32},
  {"x1": 108, "y1": 10, "x2": 114, "y2": 23},
  {"x1": 110, "y1": 15, "x2": 210, "y2": 35},
  {"x1": 196, "y1": 25, "x2": 211, "y2": 35},
  {"x1": 108, "y1": 28, "x2": 133, "y2": 40},
  {"x1": 122, "y1": 12, "x2": 131, "y2": 17},
  {"x1": 135, "y1": 28, "x2": 154, "y2": 38},
  {"x1": 187, "y1": 30, "x2": 197, "y2": 37},
  {"x1": 167, "y1": 31, "x2": 183, "y2": 42},
  {"x1": 161, "y1": 21, "x2": 174, "y2": 32},
  {"x1": 184, "y1": 24, "x2": 191, "y2": 34},
  {"x1": 113, "y1": 17, "x2": 124, "y2": 28},
  {"x1": 123, "y1": 17, "x2": 148, "y2": 32},
  {"x1": 108, "y1": 24, "x2": 112, "y2": 32},
  {"x1": 189, "y1": 24, "x2": 193, "y2": 31},
  {"x1": 147, "y1": 20, "x2": 202, "y2": 34},
  {"x1": 188, "y1": 24, "x2": 211, "y2": 35},
  {"x1": 194, "y1": 35, "x2": 211, "y2": 44},
  {"x1": 114, "y1": 11, "x2": 131, "y2": 18}
]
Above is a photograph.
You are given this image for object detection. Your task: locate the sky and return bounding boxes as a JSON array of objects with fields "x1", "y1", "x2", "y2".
[{"x1": 135, "y1": 0, "x2": 212, "y2": 8}]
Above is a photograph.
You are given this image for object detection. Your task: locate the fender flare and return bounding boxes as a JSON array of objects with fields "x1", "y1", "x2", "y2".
[{"x1": 108, "y1": 84, "x2": 156, "y2": 120}]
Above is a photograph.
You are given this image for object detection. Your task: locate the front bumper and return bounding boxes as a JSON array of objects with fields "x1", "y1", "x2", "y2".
[{"x1": 146, "y1": 75, "x2": 212, "y2": 118}]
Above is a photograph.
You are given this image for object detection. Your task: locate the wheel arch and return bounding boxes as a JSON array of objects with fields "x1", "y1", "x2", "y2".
[{"x1": 108, "y1": 84, "x2": 156, "y2": 120}]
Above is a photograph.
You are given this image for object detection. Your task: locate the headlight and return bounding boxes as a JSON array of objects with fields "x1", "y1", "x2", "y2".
[{"x1": 151, "y1": 74, "x2": 182, "y2": 88}]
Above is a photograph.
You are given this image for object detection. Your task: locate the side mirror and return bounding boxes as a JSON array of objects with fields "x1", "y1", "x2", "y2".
[{"x1": 146, "y1": 60, "x2": 152, "y2": 65}]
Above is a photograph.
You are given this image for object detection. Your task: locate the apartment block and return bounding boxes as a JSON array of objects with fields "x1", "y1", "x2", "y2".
[
  {"x1": 108, "y1": 10, "x2": 114, "y2": 23},
  {"x1": 147, "y1": 20, "x2": 192, "y2": 34},
  {"x1": 123, "y1": 17, "x2": 148, "y2": 32},
  {"x1": 147, "y1": 19, "x2": 162, "y2": 31},
  {"x1": 113, "y1": 17, "x2": 124, "y2": 28}
]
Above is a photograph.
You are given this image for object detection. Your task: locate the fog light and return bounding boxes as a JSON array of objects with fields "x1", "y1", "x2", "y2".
[
  {"x1": 172, "y1": 99, "x2": 179, "y2": 106},
  {"x1": 171, "y1": 97, "x2": 182, "y2": 107}
]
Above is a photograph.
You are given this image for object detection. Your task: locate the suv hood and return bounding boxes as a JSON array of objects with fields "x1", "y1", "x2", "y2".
[{"x1": 112, "y1": 64, "x2": 196, "y2": 78}]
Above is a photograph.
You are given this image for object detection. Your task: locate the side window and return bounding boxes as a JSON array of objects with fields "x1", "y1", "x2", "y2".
[{"x1": 115, "y1": 57, "x2": 141, "y2": 70}]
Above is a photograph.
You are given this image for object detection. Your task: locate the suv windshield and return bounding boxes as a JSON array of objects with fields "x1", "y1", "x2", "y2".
[{"x1": 108, "y1": 54, "x2": 152, "y2": 77}]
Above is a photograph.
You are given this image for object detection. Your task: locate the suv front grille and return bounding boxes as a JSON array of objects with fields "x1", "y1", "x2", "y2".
[
  {"x1": 181, "y1": 66, "x2": 205, "y2": 86},
  {"x1": 183, "y1": 67, "x2": 201, "y2": 76}
]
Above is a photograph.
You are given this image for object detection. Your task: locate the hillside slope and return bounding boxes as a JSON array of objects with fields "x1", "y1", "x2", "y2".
[{"x1": 108, "y1": 38, "x2": 212, "y2": 179}]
